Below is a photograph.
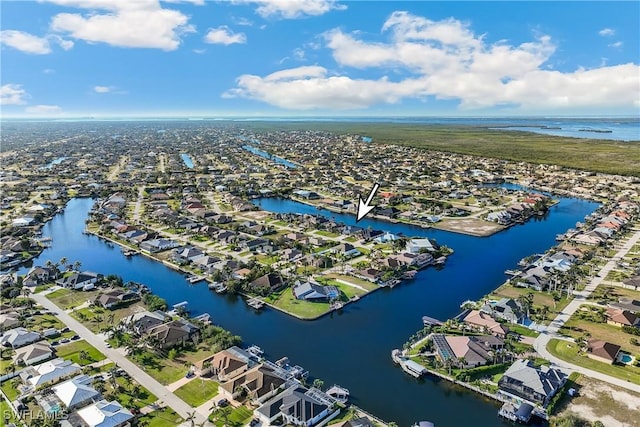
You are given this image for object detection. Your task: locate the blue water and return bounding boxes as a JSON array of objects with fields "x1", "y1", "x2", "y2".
[
  {"x1": 180, "y1": 153, "x2": 194, "y2": 169},
  {"x1": 22, "y1": 196, "x2": 599, "y2": 426},
  {"x1": 242, "y1": 145, "x2": 297, "y2": 168}
]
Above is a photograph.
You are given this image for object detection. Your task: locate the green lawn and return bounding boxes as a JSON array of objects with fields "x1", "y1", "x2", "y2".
[
  {"x1": 140, "y1": 408, "x2": 184, "y2": 427},
  {"x1": 47, "y1": 288, "x2": 100, "y2": 310},
  {"x1": 174, "y1": 378, "x2": 219, "y2": 407},
  {"x1": 1, "y1": 378, "x2": 20, "y2": 400},
  {"x1": 56, "y1": 340, "x2": 106, "y2": 366},
  {"x1": 268, "y1": 289, "x2": 331, "y2": 319},
  {"x1": 507, "y1": 323, "x2": 540, "y2": 338},
  {"x1": 325, "y1": 274, "x2": 380, "y2": 291},
  {"x1": 213, "y1": 405, "x2": 253, "y2": 427},
  {"x1": 0, "y1": 400, "x2": 20, "y2": 424},
  {"x1": 315, "y1": 230, "x2": 340, "y2": 238},
  {"x1": 547, "y1": 339, "x2": 640, "y2": 385},
  {"x1": 114, "y1": 377, "x2": 157, "y2": 409},
  {"x1": 128, "y1": 350, "x2": 187, "y2": 385}
]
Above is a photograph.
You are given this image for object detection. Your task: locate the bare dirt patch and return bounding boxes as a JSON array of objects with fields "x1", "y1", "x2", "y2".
[
  {"x1": 555, "y1": 375, "x2": 640, "y2": 427},
  {"x1": 433, "y1": 218, "x2": 505, "y2": 236}
]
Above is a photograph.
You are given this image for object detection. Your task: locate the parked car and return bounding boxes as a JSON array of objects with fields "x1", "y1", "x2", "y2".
[
  {"x1": 71, "y1": 335, "x2": 80, "y2": 340},
  {"x1": 250, "y1": 418, "x2": 260, "y2": 426},
  {"x1": 217, "y1": 398, "x2": 229, "y2": 408},
  {"x1": 185, "y1": 371, "x2": 194, "y2": 378}
]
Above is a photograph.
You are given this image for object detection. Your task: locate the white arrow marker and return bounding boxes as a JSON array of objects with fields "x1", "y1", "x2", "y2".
[{"x1": 356, "y1": 182, "x2": 380, "y2": 222}]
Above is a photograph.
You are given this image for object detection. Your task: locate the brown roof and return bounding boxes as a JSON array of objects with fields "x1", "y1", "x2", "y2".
[
  {"x1": 587, "y1": 340, "x2": 620, "y2": 361},
  {"x1": 194, "y1": 349, "x2": 248, "y2": 374},
  {"x1": 221, "y1": 365, "x2": 285, "y2": 399},
  {"x1": 606, "y1": 308, "x2": 638, "y2": 326}
]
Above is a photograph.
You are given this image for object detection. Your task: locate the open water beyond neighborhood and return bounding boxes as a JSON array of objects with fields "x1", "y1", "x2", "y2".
[{"x1": 21, "y1": 195, "x2": 599, "y2": 426}]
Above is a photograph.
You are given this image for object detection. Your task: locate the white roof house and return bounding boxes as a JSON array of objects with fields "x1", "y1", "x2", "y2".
[
  {"x1": 1, "y1": 327, "x2": 42, "y2": 349},
  {"x1": 25, "y1": 358, "x2": 82, "y2": 388},
  {"x1": 76, "y1": 399, "x2": 133, "y2": 427},
  {"x1": 53, "y1": 374, "x2": 101, "y2": 410},
  {"x1": 406, "y1": 238, "x2": 437, "y2": 254}
]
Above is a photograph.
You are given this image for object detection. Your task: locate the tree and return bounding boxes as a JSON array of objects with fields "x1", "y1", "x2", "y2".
[
  {"x1": 211, "y1": 405, "x2": 231, "y2": 427},
  {"x1": 73, "y1": 260, "x2": 82, "y2": 271},
  {"x1": 59, "y1": 257, "x2": 68, "y2": 270},
  {"x1": 312, "y1": 378, "x2": 324, "y2": 390}
]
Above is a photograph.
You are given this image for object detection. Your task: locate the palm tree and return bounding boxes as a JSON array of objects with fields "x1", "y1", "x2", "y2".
[
  {"x1": 73, "y1": 260, "x2": 82, "y2": 271},
  {"x1": 79, "y1": 350, "x2": 89, "y2": 364},
  {"x1": 185, "y1": 411, "x2": 197, "y2": 427},
  {"x1": 59, "y1": 257, "x2": 68, "y2": 270}
]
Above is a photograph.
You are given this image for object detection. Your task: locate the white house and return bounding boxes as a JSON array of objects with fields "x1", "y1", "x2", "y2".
[
  {"x1": 24, "y1": 358, "x2": 81, "y2": 388},
  {"x1": 406, "y1": 238, "x2": 437, "y2": 254},
  {"x1": 75, "y1": 399, "x2": 133, "y2": 427},
  {"x1": 13, "y1": 341, "x2": 54, "y2": 366},
  {"x1": 52, "y1": 374, "x2": 101, "y2": 410},
  {"x1": 56, "y1": 272, "x2": 101, "y2": 290},
  {"x1": 1, "y1": 327, "x2": 42, "y2": 349}
]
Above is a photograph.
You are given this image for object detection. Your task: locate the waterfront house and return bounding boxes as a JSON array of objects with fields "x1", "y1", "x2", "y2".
[
  {"x1": 406, "y1": 238, "x2": 437, "y2": 253},
  {"x1": 331, "y1": 243, "x2": 361, "y2": 259},
  {"x1": 457, "y1": 309, "x2": 509, "y2": 338},
  {"x1": 139, "y1": 238, "x2": 179, "y2": 253},
  {"x1": 145, "y1": 319, "x2": 199, "y2": 349},
  {"x1": 72, "y1": 399, "x2": 133, "y2": 427},
  {"x1": 194, "y1": 345, "x2": 254, "y2": 379},
  {"x1": 220, "y1": 364, "x2": 287, "y2": 403},
  {"x1": 256, "y1": 385, "x2": 333, "y2": 427},
  {"x1": 432, "y1": 334, "x2": 502, "y2": 368},
  {"x1": 498, "y1": 359, "x2": 566, "y2": 407},
  {"x1": 171, "y1": 246, "x2": 205, "y2": 264},
  {"x1": 94, "y1": 289, "x2": 139, "y2": 309},
  {"x1": 587, "y1": 340, "x2": 620, "y2": 364},
  {"x1": 25, "y1": 265, "x2": 59, "y2": 284},
  {"x1": 292, "y1": 281, "x2": 339, "y2": 302},
  {"x1": 1, "y1": 327, "x2": 42, "y2": 349},
  {"x1": 606, "y1": 308, "x2": 639, "y2": 327},
  {"x1": 56, "y1": 271, "x2": 102, "y2": 290},
  {"x1": 249, "y1": 273, "x2": 285, "y2": 294},
  {"x1": 22, "y1": 358, "x2": 82, "y2": 388},
  {"x1": 52, "y1": 374, "x2": 101, "y2": 410},
  {"x1": 123, "y1": 310, "x2": 167, "y2": 335},
  {"x1": 191, "y1": 255, "x2": 222, "y2": 274},
  {"x1": 480, "y1": 298, "x2": 525, "y2": 324},
  {"x1": 13, "y1": 341, "x2": 54, "y2": 366}
]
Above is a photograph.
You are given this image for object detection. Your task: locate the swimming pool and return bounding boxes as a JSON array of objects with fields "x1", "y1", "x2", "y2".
[{"x1": 619, "y1": 354, "x2": 634, "y2": 364}]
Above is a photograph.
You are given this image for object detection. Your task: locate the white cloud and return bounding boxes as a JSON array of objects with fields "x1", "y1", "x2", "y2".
[
  {"x1": 25, "y1": 104, "x2": 62, "y2": 114},
  {"x1": 227, "y1": 11, "x2": 640, "y2": 112},
  {"x1": 599, "y1": 28, "x2": 615, "y2": 37},
  {"x1": 608, "y1": 41, "x2": 623, "y2": 49},
  {"x1": 232, "y1": 16, "x2": 254, "y2": 26},
  {"x1": 232, "y1": 0, "x2": 346, "y2": 19},
  {"x1": 1, "y1": 84, "x2": 28, "y2": 105},
  {"x1": 162, "y1": 0, "x2": 205, "y2": 4},
  {"x1": 0, "y1": 30, "x2": 51, "y2": 54},
  {"x1": 93, "y1": 85, "x2": 112, "y2": 93},
  {"x1": 43, "y1": 68, "x2": 56, "y2": 74},
  {"x1": 46, "y1": 0, "x2": 195, "y2": 50},
  {"x1": 204, "y1": 26, "x2": 247, "y2": 45}
]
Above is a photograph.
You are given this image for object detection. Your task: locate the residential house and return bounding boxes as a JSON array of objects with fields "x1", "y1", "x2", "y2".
[
  {"x1": 94, "y1": 289, "x2": 139, "y2": 309},
  {"x1": 587, "y1": 340, "x2": 620, "y2": 364},
  {"x1": 145, "y1": 319, "x2": 199, "y2": 349},
  {"x1": 191, "y1": 255, "x2": 222, "y2": 274},
  {"x1": 73, "y1": 399, "x2": 133, "y2": 427},
  {"x1": 139, "y1": 238, "x2": 179, "y2": 253},
  {"x1": 56, "y1": 272, "x2": 102, "y2": 290},
  {"x1": 249, "y1": 273, "x2": 285, "y2": 294},
  {"x1": 256, "y1": 385, "x2": 333, "y2": 427},
  {"x1": 171, "y1": 246, "x2": 205, "y2": 264},
  {"x1": 432, "y1": 334, "x2": 502, "y2": 368},
  {"x1": 606, "y1": 308, "x2": 639, "y2": 327},
  {"x1": 52, "y1": 374, "x2": 101, "y2": 410},
  {"x1": 458, "y1": 310, "x2": 509, "y2": 338},
  {"x1": 331, "y1": 243, "x2": 361, "y2": 259},
  {"x1": 0, "y1": 311, "x2": 21, "y2": 330},
  {"x1": 220, "y1": 365, "x2": 286, "y2": 403},
  {"x1": 193, "y1": 346, "x2": 254, "y2": 379},
  {"x1": 292, "y1": 281, "x2": 339, "y2": 302},
  {"x1": 22, "y1": 358, "x2": 82, "y2": 388},
  {"x1": 481, "y1": 298, "x2": 525, "y2": 324},
  {"x1": 13, "y1": 341, "x2": 54, "y2": 366},
  {"x1": 1, "y1": 327, "x2": 42, "y2": 349},
  {"x1": 498, "y1": 359, "x2": 567, "y2": 406},
  {"x1": 609, "y1": 297, "x2": 640, "y2": 314},
  {"x1": 123, "y1": 311, "x2": 167, "y2": 335},
  {"x1": 406, "y1": 238, "x2": 437, "y2": 253}
]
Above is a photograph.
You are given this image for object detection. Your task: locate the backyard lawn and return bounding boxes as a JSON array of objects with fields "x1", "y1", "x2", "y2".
[
  {"x1": 174, "y1": 378, "x2": 219, "y2": 407},
  {"x1": 47, "y1": 288, "x2": 101, "y2": 310},
  {"x1": 128, "y1": 350, "x2": 188, "y2": 385},
  {"x1": 268, "y1": 289, "x2": 330, "y2": 319},
  {"x1": 547, "y1": 339, "x2": 640, "y2": 385},
  {"x1": 56, "y1": 340, "x2": 106, "y2": 366},
  {"x1": 139, "y1": 408, "x2": 184, "y2": 427},
  {"x1": 213, "y1": 405, "x2": 253, "y2": 427},
  {"x1": 560, "y1": 308, "x2": 638, "y2": 351}
]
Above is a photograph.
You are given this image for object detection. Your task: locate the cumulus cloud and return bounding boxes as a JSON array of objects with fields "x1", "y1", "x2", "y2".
[
  {"x1": 232, "y1": 0, "x2": 346, "y2": 19},
  {"x1": 25, "y1": 104, "x2": 62, "y2": 114},
  {"x1": 0, "y1": 30, "x2": 52, "y2": 54},
  {"x1": 608, "y1": 41, "x2": 623, "y2": 49},
  {"x1": 46, "y1": 0, "x2": 195, "y2": 50},
  {"x1": 1, "y1": 84, "x2": 28, "y2": 105},
  {"x1": 227, "y1": 11, "x2": 640, "y2": 111},
  {"x1": 204, "y1": 26, "x2": 247, "y2": 45},
  {"x1": 599, "y1": 28, "x2": 615, "y2": 37}
]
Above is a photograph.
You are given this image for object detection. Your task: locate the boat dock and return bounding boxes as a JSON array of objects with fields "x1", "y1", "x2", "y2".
[
  {"x1": 391, "y1": 349, "x2": 428, "y2": 378},
  {"x1": 247, "y1": 297, "x2": 265, "y2": 310},
  {"x1": 192, "y1": 313, "x2": 211, "y2": 324},
  {"x1": 186, "y1": 275, "x2": 205, "y2": 284}
]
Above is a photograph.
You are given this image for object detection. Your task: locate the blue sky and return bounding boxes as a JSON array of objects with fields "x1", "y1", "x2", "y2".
[{"x1": 1, "y1": 1, "x2": 638, "y2": 117}]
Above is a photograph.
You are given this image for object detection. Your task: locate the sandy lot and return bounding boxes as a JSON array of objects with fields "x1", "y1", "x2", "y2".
[
  {"x1": 556, "y1": 375, "x2": 640, "y2": 427},
  {"x1": 434, "y1": 218, "x2": 505, "y2": 236}
]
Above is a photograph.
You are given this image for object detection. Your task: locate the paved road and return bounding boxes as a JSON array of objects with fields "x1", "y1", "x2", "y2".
[
  {"x1": 533, "y1": 229, "x2": 640, "y2": 393},
  {"x1": 31, "y1": 292, "x2": 209, "y2": 425}
]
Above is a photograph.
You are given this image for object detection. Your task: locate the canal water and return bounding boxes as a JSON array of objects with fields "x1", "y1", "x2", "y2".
[
  {"x1": 22, "y1": 196, "x2": 599, "y2": 426},
  {"x1": 180, "y1": 153, "x2": 194, "y2": 169},
  {"x1": 242, "y1": 145, "x2": 298, "y2": 169}
]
